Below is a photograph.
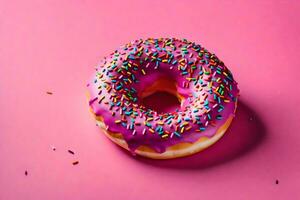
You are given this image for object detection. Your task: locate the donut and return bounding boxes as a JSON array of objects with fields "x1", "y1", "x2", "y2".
[{"x1": 87, "y1": 38, "x2": 239, "y2": 159}]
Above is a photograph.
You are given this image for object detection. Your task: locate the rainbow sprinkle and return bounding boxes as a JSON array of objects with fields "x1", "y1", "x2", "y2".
[{"x1": 88, "y1": 38, "x2": 239, "y2": 151}]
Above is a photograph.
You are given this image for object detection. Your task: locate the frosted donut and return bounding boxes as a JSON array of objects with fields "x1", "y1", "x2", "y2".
[{"x1": 87, "y1": 38, "x2": 239, "y2": 159}]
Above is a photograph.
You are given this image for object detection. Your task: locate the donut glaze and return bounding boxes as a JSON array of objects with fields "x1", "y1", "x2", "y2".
[{"x1": 87, "y1": 38, "x2": 239, "y2": 155}]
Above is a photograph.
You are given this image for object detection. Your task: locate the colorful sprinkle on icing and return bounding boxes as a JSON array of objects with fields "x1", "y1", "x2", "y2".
[{"x1": 88, "y1": 38, "x2": 239, "y2": 153}]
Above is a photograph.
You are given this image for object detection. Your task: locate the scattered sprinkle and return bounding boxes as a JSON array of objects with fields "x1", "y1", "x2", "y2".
[
  {"x1": 68, "y1": 150, "x2": 75, "y2": 155},
  {"x1": 72, "y1": 161, "x2": 79, "y2": 165}
]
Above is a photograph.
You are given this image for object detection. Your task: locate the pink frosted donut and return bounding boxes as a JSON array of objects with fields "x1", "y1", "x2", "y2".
[{"x1": 87, "y1": 38, "x2": 239, "y2": 159}]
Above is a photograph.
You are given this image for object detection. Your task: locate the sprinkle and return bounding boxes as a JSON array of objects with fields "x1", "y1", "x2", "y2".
[
  {"x1": 46, "y1": 91, "x2": 53, "y2": 95},
  {"x1": 147, "y1": 117, "x2": 154, "y2": 122},
  {"x1": 68, "y1": 150, "x2": 75, "y2": 155},
  {"x1": 180, "y1": 127, "x2": 185, "y2": 133},
  {"x1": 205, "y1": 121, "x2": 209, "y2": 126},
  {"x1": 181, "y1": 122, "x2": 189, "y2": 127},
  {"x1": 141, "y1": 69, "x2": 146, "y2": 75},
  {"x1": 184, "y1": 117, "x2": 191, "y2": 121},
  {"x1": 25, "y1": 170, "x2": 28, "y2": 176},
  {"x1": 157, "y1": 121, "x2": 164, "y2": 125},
  {"x1": 98, "y1": 96, "x2": 105, "y2": 103},
  {"x1": 207, "y1": 114, "x2": 211, "y2": 120},
  {"x1": 182, "y1": 71, "x2": 188, "y2": 75},
  {"x1": 132, "y1": 130, "x2": 137, "y2": 135},
  {"x1": 173, "y1": 131, "x2": 181, "y2": 137},
  {"x1": 185, "y1": 126, "x2": 192, "y2": 131},
  {"x1": 116, "y1": 85, "x2": 122, "y2": 90},
  {"x1": 149, "y1": 128, "x2": 155, "y2": 133},
  {"x1": 72, "y1": 161, "x2": 79, "y2": 165}
]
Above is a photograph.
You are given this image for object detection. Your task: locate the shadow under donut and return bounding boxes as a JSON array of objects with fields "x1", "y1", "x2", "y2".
[{"x1": 132, "y1": 99, "x2": 266, "y2": 169}]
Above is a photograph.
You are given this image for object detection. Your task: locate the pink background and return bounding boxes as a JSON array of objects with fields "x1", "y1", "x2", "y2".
[{"x1": 1, "y1": 0, "x2": 300, "y2": 199}]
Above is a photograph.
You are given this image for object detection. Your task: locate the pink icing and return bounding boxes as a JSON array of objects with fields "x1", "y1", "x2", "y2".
[{"x1": 87, "y1": 38, "x2": 239, "y2": 153}]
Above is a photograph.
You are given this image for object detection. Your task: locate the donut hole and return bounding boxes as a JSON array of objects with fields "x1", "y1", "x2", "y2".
[
  {"x1": 139, "y1": 78, "x2": 183, "y2": 114},
  {"x1": 141, "y1": 91, "x2": 181, "y2": 114}
]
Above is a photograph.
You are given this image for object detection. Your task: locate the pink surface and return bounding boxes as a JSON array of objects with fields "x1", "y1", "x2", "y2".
[{"x1": 0, "y1": 0, "x2": 299, "y2": 199}]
